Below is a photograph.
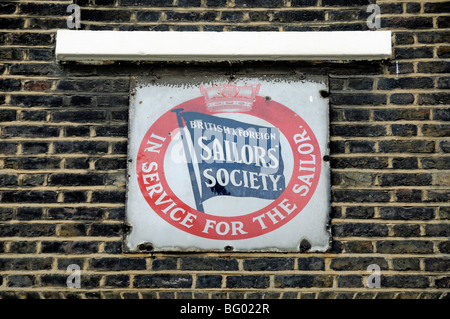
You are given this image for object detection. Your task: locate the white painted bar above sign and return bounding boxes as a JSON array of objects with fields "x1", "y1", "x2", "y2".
[
  {"x1": 56, "y1": 30, "x2": 392, "y2": 62},
  {"x1": 125, "y1": 75, "x2": 330, "y2": 252}
]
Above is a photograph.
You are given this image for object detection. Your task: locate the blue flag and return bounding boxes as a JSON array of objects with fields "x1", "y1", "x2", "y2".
[{"x1": 180, "y1": 111, "x2": 286, "y2": 204}]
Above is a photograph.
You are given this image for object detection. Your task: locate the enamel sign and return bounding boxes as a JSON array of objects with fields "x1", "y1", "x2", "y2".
[{"x1": 125, "y1": 76, "x2": 330, "y2": 252}]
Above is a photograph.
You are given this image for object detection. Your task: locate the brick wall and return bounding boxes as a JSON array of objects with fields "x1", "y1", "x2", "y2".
[{"x1": 0, "y1": 0, "x2": 449, "y2": 299}]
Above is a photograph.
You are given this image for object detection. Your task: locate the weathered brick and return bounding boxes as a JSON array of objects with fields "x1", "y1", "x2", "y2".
[
  {"x1": 91, "y1": 190, "x2": 126, "y2": 203},
  {"x1": 0, "y1": 142, "x2": 17, "y2": 154},
  {"x1": 275, "y1": 275, "x2": 332, "y2": 288},
  {"x1": 47, "y1": 207, "x2": 104, "y2": 220},
  {"x1": 119, "y1": 0, "x2": 174, "y2": 5},
  {"x1": 105, "y1": 275, "x2": 130, "y2": 288},
  {"x1": 227, "y1": 275, "x2": 270, "y2": 288},
  {"x1": 64, "y1": 158, "x2": 90, "y2": 169},
  {"x1": 59, "y1": 224, "x2": 87, "y2": 237},
  {"x1": 393, "y1": 258, "x2": 420, "y2": 271},
  {"x1": 373, "y1": 109, "x2": 430, "y2": 121},
  {"x1": 332, "y1": 190, "x2": 390, "y2": 202},
  {"x1": 54, "y1": 141, "x2": 109, "y2": 154},
  {"x1": 82, "y1": 9, "x2": 132, "y2": 22},
  {"x1": 297, "y1": 257, "x2": 325, "y2": 270},
  {"x1": 65, "y1": 126, "x2": 91, "y2": 137},
  {"x1": 89, "y1": 257, "x2": 146, "y2": 271},
  {"x1": 0, "y1": 109, "x2": 16, "y2": 121},
  {"x1": 16, "y1": 207, "x2": 43, "y2": 220},
  {"x1": 379, "y1": 207, "x2": 435, "y2": 220},
  {"x1": 333, "y1": 223, "x2": 388, "y2": 237},
  {"x1": 322, "y1": 0, "x2": 371, "y2": 6},
  {"x1": 345, "y1": 206, "x2": 374, "y2": 219},
  {"x1": 51, "y1": 110, "x2": 107, "y2": 123},
  {"x1": 165, "y1": 11, "x2": 217, "y2": 22},
  {"x1": 22, "y1": 142, "x2": 49, "y2": 154},
  {"x1": 0, "y1": 78, "x2": 21, "y2": 91},
  {"x1": 389, "y1": 93, "x2": 415, "y2": 105},
  {"x1": 273, "y1": 10, "x2": 325, "y2": 23},
  {"x1": 331, "y1": 124, "x2": 386, "y2": 137},
  {"x1": 418, "y1": 62, "x2": 450, "y2": 74},
  {"x1": 377, "y1": 77, "x2": 434, "y2": 90},
  {"x1": 243, "y1": 258, "x2": 294, "y2": 271},
  {"x1": 437, "y1": 77, "x2": 450, "y2": 89},
  {"x1": 0, "y1": 2, "x2": 17, "y2": 14},
  {"x1": 378, "y1": 140, "x2": 435, "y2": 153},
  {"x1": 388, "y1": 62, "x2": 414, "y2": 75},
  {"x1": 41, "y1": 274, "x2": 101, "y2": 288},
  {"x1": 333, "y1": 171, "x2": 374, "y2": 187},
  {"x1": 10, "y1": 94, "x2": 63, "y2": 107},
  {"x1": 422, "y1": 124, "x2": 450, "y2": 137},
  {"x1": 376, "y1": 240, "x2": 434, "y2": 254},
  {"x1": 433, "y1": 109, "x2": 450, "y2": 121},
  {"x1": 437, "y1": 16, "x2": 450, "y2": 28},
  {"x1": 434, "y1": 277, "x2": 450, "y2": 289},
  {"x1": 426, "y1": 190, "x2": 450, "y2": 202},
  {"x1": 346, "y1": 141, "x2": 375, "y2": 153},
  {"x1": 0, "y1": 208, "x2": 14, "y2": 221},
  {"x1": 391, "y1": 124, "x2": 417, "y2": 136},
  {"x1": 337, "y1": 275, "x2": 363, "y2": 288},
  {"x1": 424, "y1": 258, "x2": 450, "y2": 272},
  {"x1": 330, "y1": 257, "x2": 388, "y2": 271},
  {"x1": 382, "y1": 16, "x2": 433, "y2": 29},
  {"x1": 440, "y1": 207, "x2": 450, "y2": 220},
  {"x1": 94, "y1": 158, "x2": 127, "y2": 170},
  {"x1": 0, "y1": 257, "x2": 53, "y2": 271},
  {"x1": 9, "y1": 241, "x2": 37, "y2": 254},
  {"x1": 196, "y1": 275, "x2": 222, "y2": 288},
  {"x1": 392, "y1": 224, "x2": 420, "y2": 237},
  {"x1": 151, "y1": 258, "x2": 178, "y2": 271},
  {"x1": 2, "y1": 126, "x2": 59, "y2": 138},
  {"x1": 7, "y1": 275, "x2": 36, "y2": 287},
  {"x1": 41, "y1": 241, "x2": 98, "y2": 254},
  {"x1": 425, "y1": 224, "x2": 450, "y2": 237},
  {"x1": 95, "y1": 125, "x2": 128, "y2": 137},
  {"x1": 235, "y1": 0, "x2": 284, "y2": 7},
  {"x1": 134, "y1": 274, "x2": 192, "y2": 288},
  {"x1": 394, "y1": 33, "x2": 414, "y2": 45},
  {"x1": 48, "y1": 173, "x2": 105, "y2": 186},
  {"x1": 418, "y1": 31, "x2": 450, "y2": 44},
  {"x1": 330, "y1": 93, "x2": 386, "y2": 105},
  {"x1": 380, "y1": 173, "x2": 432, "y2": 186},
  {"x1": 21, "y1": 110, "x2": 47, "y2": 121},
  {"x1": 424, "y1": 2, "x2": 450, "y2": 13},
  {"x1": 331, "y1": 157, "x2": 389, "y2": 169},
  {"x1": 0, "y1": 0, "x2": 448, "y2": 298},
  {"x1": 437, "y1": 46, "x2": 450, "y2": 58},
  {"x1": 0, "y1": 191, "x2": 57, "y2": 203},
  {"x1": 180, "y1": 257, "x2": 238, "y2": 271},
  {"x1": 136, "y1": 11, "x2": 161, "y2": 22},
  {"x1": 18, "y1": 3, "x2": 67, "y2": 16},
  {"x1": 395, "y1": 47, "x2": 434, "y2": 60},
  {"x1": 88, "y1": 223, "x2": 124, "y2": 237},
  {"x1": 63, "y1": 191, "x2": 87, "y2": 203},
  {"x1": 392, "y1": 157, "x2": 418, "y2": 169},
  {"x1": 343, "y1": 241, "x2": 373, "y2": 253},
  {"x1": 381, "y1": 275, "x2": 430, "y2": 288},
  {"x1": 422, "y1": 157, "x2": 450, "y2": 169}
]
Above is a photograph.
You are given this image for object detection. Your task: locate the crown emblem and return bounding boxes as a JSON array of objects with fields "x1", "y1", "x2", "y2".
[{"x1": 200, "y1": 83, "x2": 261, "y2": 112}]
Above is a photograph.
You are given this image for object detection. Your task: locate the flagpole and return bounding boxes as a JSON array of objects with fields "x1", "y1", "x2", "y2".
[{"x1": 171, "y1": 108, "x2": 205, "y2": 213}]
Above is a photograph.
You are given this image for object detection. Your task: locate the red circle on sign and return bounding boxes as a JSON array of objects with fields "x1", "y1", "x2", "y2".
[{"x1": 136, "y1": 95, "x2": 321, "y2": 240}]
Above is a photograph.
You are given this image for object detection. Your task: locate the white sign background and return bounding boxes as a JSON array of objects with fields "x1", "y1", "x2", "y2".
[{"x1": 125, "y1": 76, "x2": 330, "y2": 252}]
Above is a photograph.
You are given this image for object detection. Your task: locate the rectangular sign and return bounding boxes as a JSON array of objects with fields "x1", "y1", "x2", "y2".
[{"x1": 125, "y1": 75, "x2": 330, "y2": 252}]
